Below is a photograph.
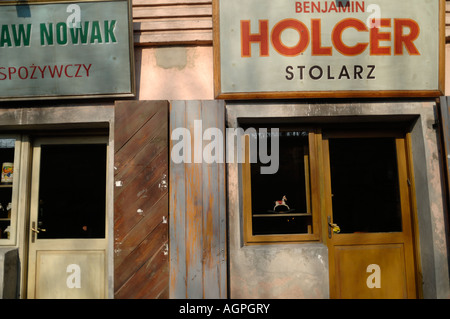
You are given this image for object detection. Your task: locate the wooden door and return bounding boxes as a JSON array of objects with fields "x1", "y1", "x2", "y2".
[
  {"x1": 323, "y1": 132, "x2": 418, "y2": 299},
  {"x1": 113, "y1": 100, "x2": 169, "y2": 299},
  {"x1": 27, "y1": 137, "x2": 108, "y2": 299}
]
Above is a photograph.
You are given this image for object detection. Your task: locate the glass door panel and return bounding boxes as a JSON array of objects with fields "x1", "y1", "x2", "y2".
[
  {"x1": 328, "y1": 137, "x2": 402, "y2": 234},
  {"x1": 36, "y1": 144, "x2": 106, "y2": 239}
]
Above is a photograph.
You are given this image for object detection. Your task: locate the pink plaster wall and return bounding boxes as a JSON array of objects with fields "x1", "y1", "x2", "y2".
[{"x1": 134, "y1": 46, "x2": 214, "y2": 101}]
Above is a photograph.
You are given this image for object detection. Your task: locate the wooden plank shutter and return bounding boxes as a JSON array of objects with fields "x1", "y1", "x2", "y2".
[
  {"x1": 114, "y1": 100, "x2": 169, "y2": 299},
  {"x1": 169, "y1": 100, "x2": 227, "y2": 298}
]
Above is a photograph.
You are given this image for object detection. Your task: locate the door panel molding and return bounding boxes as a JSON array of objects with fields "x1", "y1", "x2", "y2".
[
  {"x1": 333, "y1": 244, "x2": 408, "y2": 299},
  {"x1": 35, "y1": 250, "x2": 105, "y2": 299}
]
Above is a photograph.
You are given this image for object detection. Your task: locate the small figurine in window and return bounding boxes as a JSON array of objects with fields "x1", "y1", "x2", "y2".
[{"x1": 274, "y1": 195, "x2": 289, "y2": 212}]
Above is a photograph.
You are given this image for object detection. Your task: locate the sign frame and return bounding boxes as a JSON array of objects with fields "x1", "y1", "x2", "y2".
[
  {"x1": 213, "y1": 0, "x2": 445, "y2": 100},
  {"x1": 0, "y1": 0, "x2": 135, "y2": 101}
]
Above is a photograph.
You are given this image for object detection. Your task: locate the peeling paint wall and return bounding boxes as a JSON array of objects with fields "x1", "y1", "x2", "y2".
[
  {"x1": 135, "y1": 46, "x2": 214, "y2": 100},
  {"x1": 231, "y1": 244, "x2": 329, "y2": 298}
]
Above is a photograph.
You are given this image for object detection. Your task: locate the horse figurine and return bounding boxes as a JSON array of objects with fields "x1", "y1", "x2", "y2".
[{"x1": 274, "y1": 195, "x2": 290, "y2": 211}]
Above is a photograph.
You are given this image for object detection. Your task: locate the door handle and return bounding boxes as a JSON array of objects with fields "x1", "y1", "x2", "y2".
[
  {"x1": 31, "y1": 221, "x2": 46, "y2": 242},
  {"x1": 328, "y1": 216, "x2": 340, "y2": 238},
  {"x1": 31, "y1": 226, "x2": 46, "y2": 233}
]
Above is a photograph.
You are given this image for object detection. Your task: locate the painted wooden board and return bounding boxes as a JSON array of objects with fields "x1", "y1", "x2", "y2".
[
  {"x1": 169, "y1": 100, "x2": 227, "y2": 298},
  {"x1": 115, "y1": 100, "x2": 226, "y2": 298}
]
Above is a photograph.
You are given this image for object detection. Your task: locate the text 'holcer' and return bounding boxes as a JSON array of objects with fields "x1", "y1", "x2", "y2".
[{"x1": 241, "y1": 18, "x2": 420, "y2": 57}]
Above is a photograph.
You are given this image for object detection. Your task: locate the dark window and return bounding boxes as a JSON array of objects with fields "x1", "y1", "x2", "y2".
[
  {"x1": 328, "y1": 138, "x2": 402, "y2": 233},
  {"x1": 250, "y1": 131, "x2": 312, "y2": 235},
  {"x1": 37, "y1": 144, "x2": 107, "y2": 239}
]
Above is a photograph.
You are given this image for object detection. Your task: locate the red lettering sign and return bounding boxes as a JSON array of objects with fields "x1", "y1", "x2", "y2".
[
  {"x1": 271, "y1": 19, "x2": 310, "y2": 56},
  {"x1": 240, "y1": 18, "x2": 421, "y2": 57},
  {"x1": 241, "y1": 20, "x2": 269, "y2": 57}
]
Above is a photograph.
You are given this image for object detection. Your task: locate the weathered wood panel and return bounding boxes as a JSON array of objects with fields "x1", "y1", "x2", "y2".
[
  {"x1": 201, "y1": 100, "x2": 227, "y2": 298},
  {"x1": 169, "y1": 100, "x2": 187, "y2": 297},
  {"x1": 185, "y1": 101, "x2": 203, "y2": 298},
  {"x1": 114, "y1": 100, "x2": 169, "y2": 299},
  {"x1": 133, "y1": 1, "x2": 213, "y2": 45},
  {"x1": 169, "y1": 100, "x2": 227, "y2": 298}
]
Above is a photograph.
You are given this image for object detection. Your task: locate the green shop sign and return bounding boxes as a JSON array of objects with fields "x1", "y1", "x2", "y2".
[{"x1": 0, "y1": 0, "x2": 135, "y2": 100}]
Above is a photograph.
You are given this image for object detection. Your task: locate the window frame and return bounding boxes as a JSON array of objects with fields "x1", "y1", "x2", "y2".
[
  {"x1": 322, "y1": 129, "x2": 410, "y2": 241},
  {"x1": 0, "y1": 135, "x2": 22, "y2": 246},
  {"x1": 242, "y1": 129, "x2": 322, "y2": 244}
]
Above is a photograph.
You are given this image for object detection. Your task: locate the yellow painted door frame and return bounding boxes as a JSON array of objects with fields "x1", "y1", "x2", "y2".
[{"x1": 322, "y1": 132, "x2": 419, "y2": 299}]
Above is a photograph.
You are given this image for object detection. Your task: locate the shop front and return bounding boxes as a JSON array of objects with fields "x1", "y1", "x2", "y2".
[
  {"x1": 0, "y1": 0, "x2": 132, "y2": 298},
  {"x1": 216, "y1": 0, "x2": 450, "y2": 299},
  {"x1": 0, "y1": 104, "x2": 114, "y2": 299},
  {"x1": 225, "y1": 100, "x2": 444, "y2": 298},
  {"x1": 0, "y1": 0, "x2": 449, "y2": 300}
]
